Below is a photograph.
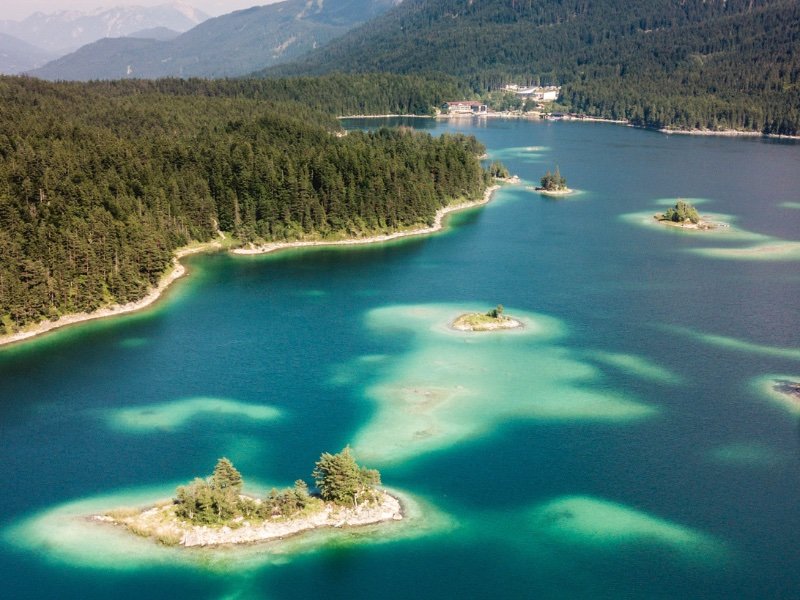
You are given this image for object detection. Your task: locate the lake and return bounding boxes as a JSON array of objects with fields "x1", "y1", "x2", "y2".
[{"x1": 1, "y1": 118, "x2": 798, "y2": 599}]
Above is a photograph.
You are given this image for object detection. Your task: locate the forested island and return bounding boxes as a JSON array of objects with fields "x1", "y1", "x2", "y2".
[
  {"x1": 451, "y1": 305, "x2": 522, "y2": 332},
  {"x1": 654, "y1": 200, "x2": 717, "y2": 230},
  {"x1": 97, "y1": 450, "x2": 401, "y2": 547},
  {"x1": 0, "y1": 76, "x2": 489, "y2": 337},
  {"x1": 534, "y1": 167, "x2": 572, "y2": 196}
]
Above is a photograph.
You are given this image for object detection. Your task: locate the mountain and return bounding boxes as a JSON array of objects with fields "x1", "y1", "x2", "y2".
[
  {"x1": 0, "y1": 2, "x2": 208, "y2": 54},
  {"x1": 0, "y1": 33, "x2": 54, "y2": 74},
  {"x1": 28, "y1": 0, "x2": 398, "y2": 81},
  {"x1": 127, "y1": 27, "x2": 182, "y2": 41},
  {"x1": 269, "y1": 0, "x2": 800, "y2": 134}
]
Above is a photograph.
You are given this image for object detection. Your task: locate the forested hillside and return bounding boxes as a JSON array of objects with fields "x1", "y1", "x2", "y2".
[
  {"x1": 0, "y1": 76, "x2": 487, "y2": 332},
  {"x1": 270, "y1": 0, "x2": 800, "y2": 134}
]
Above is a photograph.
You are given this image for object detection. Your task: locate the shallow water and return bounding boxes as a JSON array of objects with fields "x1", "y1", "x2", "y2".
[{"x1": 1, "y1": 119, "x2": 799, "y2": 599}]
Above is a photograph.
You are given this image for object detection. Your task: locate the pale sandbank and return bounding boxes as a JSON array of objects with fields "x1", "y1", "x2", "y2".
[
  {"x1": 753, "y1": 374, "x2": 800, "y2": 415},
  {"x1": 4, "y1": 484, "x2": 449, "y2": 572}
]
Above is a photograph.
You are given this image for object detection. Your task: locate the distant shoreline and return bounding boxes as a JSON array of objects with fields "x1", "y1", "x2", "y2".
[
  {"x1": 338, "y1": 114, "x2": 433, "y2": 119},
  {"x1": 341, "y1": 110, "x2": 799, "y2": 140},
  {"x1": 0, "y1": 186, "x2": 501, "y2": 348}
]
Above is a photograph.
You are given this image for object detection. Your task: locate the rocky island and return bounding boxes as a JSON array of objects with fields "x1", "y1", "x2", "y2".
[
  {"x1": 654, "y1": 200, "x2": 719, "y2": 230},
  {"x1": 95, "y1": 450, "x2": 402, "y2": 548},
  {"x1": 771, "y1": 379, "x2": 800, "y2": 411},
  {"x1": 451, "y1": 305, "x2": 523, "y2": 331},
  {"x1": 534, "y1": 166, "x2": 573, "y2": 195}
]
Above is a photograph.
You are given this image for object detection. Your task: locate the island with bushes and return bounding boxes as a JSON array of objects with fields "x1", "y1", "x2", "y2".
[
  {"x1": 533, "y1": 167, "x2": 573, "y2": 195},
  {"x1": 771, "y1": 378, "x2": 800, "y2": 412},
  {"x1": 654, "y1": 200, "x2": 718, "y2": 230},
  {"x1": 95, "y1": 449, "x2": 402, "y2": 547},
  {"x1": 451, "y1": 305, "x2": 523, "y2": 331}
]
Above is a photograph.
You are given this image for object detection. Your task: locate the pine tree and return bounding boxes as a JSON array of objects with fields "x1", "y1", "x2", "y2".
[
  {"x1": 211, "y1": 457, "x2": 243, "y2": 493},
  {"x1": 312, "y1": 447, "x2": 381, "y2": 506}
]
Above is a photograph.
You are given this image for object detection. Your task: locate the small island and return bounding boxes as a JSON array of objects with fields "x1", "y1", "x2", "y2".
[
  {"x1": 654, "y1": 199, "x2": 717, "y2": 230},
  {"x1": 451, "y1": 304, "x2": 523, "y2": 331},
  {"x1": 95, "y1": 449, "x2": 401, "y2": 547},
  {"x1": 534, "y1": 166, "x2": 573, "y2": 195},
  {"x1": 772, "y1": 379, "x2": 800, "y2": 407}
]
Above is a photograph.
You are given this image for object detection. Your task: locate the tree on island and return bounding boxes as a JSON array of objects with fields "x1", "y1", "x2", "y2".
[
  {"x1": 489, "y1": 161, "x2": 510, "y2": 179},
  {"x1": 174, "y1": 451, "x2": 383, "y2": 526},
  {"x1": 540, "y1": 166, "x2": 567, "y2": 191},
  {"x1": 487, "y1": 304, "x2": 504, "y2": 319},
  {"x1": 313, "y1": 446, "x2": 382, "y2": 507},
  {"x1": 661, "y1": 200, "x2": 700, "y2": 224},
  {"x1": 175, "y1": 457, "x2": 243, "y2": 523}
]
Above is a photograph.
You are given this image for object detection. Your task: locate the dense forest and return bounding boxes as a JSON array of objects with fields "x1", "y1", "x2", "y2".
[
  {"x1": 269, "y1": 0, "x2": 800, "y2": 134},
  {"x1": 0, "y1": 75, "x2": 487, "y2": 332}
]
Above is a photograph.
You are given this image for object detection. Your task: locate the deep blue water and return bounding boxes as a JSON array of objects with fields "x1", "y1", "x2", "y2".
[{"x1": 1, "y1": 119, "x2": 798, "y2": 599}]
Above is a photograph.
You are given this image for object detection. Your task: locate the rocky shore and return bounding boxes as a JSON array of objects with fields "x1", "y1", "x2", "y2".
[
  {"x1": 451, "y1": 313, "x2": 523, "y2": 332},
  {"x1": 96, "y1": 491, "x2": 403, "y2": 548}
]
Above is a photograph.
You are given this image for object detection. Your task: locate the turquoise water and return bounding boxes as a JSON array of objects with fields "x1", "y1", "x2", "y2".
[{"x1": 1, "y1": 119, "x2": 799, "y2": 599}]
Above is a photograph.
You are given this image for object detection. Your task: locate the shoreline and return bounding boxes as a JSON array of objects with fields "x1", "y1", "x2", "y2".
[
  {"x1": 0, "y1": 239, "x2": 224, "y2": 349},
  {"x1": 231, "y1": 185, "x2": 500, "y2": 256},
  {"x1": 532, "y1": 187, "x2": 574, "y2": 197},
  {"x1": 368, "y1": 108, "x2": 798, "y2": 140},
  {"x1": 450, "y1": 313, "x2": 523, "y2": 332},
  {"x1": 1, "y1": 186, "x2": 501, "y2": 348},
  {"x1": 338, "y1": 114, "x2": 433, "y2": 119},
  {"x1": 96, "y1": 490, "x2": 403, "y2": 548},
  {"x1": 652, "y1": 215, "x2": 724, "y2": 231}
]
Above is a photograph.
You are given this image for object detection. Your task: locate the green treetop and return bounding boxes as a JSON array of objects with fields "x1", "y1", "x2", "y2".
[
  {"x1": 489, "y1": 161, "x2": 510, "y2": 179},
  {"x1": 662, "y1": 200, "x2": 700, "y2": 224},
  {"x1": 486, "y1": 304, "x2": 504, "y2": 319},
  {"x1": 211, "y1": 457, "x2": 243, "y2": 492},
  {"x1": 312, "y1": 447, "x2": 382, "y2": 507},
  {"x1": 540, "y1": 166, "x2": 567, "y2": 190}
]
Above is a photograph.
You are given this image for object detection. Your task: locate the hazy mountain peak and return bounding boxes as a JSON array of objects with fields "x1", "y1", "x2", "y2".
[{"x1": 1, "y1": 3, "x2": 210, "y2": 53}]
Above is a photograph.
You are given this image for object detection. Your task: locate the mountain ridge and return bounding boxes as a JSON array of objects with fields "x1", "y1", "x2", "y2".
[
  {"x1": 0, "y1": 2, "x2": 209, "y2": 53},
  {"x1": 28, "y1": 0, "x2": 398, "y2": 80}
]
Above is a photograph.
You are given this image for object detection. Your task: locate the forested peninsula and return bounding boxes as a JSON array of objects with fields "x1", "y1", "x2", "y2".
[{"x1": 0, "y1": 76, "x2": 489, "y2": 336}]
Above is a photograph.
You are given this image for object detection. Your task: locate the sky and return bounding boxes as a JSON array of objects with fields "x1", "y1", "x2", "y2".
[{"x1": 0, "y1": 1, "x2": 274, "y2": 21}]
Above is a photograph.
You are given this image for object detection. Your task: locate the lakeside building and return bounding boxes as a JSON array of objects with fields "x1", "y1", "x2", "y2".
[{"x1": 443, "y1": 101, "x2": 488, "y2": 115}]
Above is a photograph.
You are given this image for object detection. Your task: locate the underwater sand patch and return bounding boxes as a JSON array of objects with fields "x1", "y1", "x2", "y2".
[
  {"x1": 529, "y1": 495, "x2": 727, "y2": 563},
  {"x1": 4, "y1": 485, "x2": 452, "y2": 572},
  {"x1": 107, "y1": 397, "x2": 281, "y2": 433},
  {"x1": 352, "y1": 304, "x2": 657, "y2": 465}
]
